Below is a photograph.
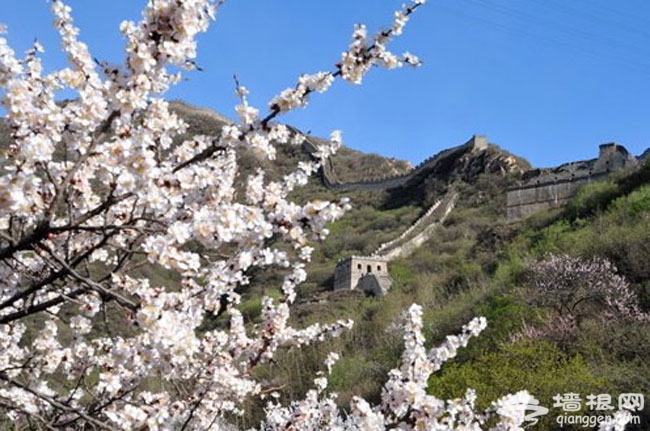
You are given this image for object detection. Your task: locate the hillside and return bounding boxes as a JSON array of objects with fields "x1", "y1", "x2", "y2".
[
  {"x1": 254, "y1": 158, "x2": 650, "y2": 430},
  {"x1": 3, "y1": 102, "x2": 650, "y2": 430},
  {"x1": 169, "y1": 100, "x2": 415, "y2": 185}
]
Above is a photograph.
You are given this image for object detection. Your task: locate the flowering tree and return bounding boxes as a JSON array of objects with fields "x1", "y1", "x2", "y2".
[
  {"x1": 511, "y1": 253, "x2": 650, "y2": 358},
  {"x1": 0, "y1": 1, "x2": 631, "y2": 430},
  {"x1": 527, "y1": 254, "x2": 649, "y2": 324}
]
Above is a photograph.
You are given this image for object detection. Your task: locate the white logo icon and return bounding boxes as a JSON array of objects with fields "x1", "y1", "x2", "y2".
[{"x1": 497, "y1": 395, "x2": 549, "y2": 428}]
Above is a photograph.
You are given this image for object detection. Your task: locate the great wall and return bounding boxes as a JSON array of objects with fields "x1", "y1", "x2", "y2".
[
  {"x1": 506, "y1": 143, "x2": 639, "y2": 221},
  {"x1": 306, "y1": 133, "x2": 641, "y2": 223},
  {"x1": 306, "y1": 135, "x2": 494, "y2": 192},
  {"x1": 164, "y1": 103, "x2": 643, "y2": 224},
  {"x1": 375, "y1": 191, "x2": 458, "y2": 260},
  {"x1": 333, "y1": 191, "x2": 458, "y2": 295},
  {"x1": 166, "y1": 102, "x2": 646, "y2": 295},
  {"x1": 324, "y1": 140, "x2": 642, "y2": 295}
]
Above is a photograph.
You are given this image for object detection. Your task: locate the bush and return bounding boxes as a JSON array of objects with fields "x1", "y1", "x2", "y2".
[
  {"x1": 567, "y1": 180, "x2": 620, "y2": 219},
  {"x1": 429, "y1": 340, "x2": 605, "y2": 429},
  {"x1": 525, "y1": 254, "x2": 649, "y2": 325},
  {"x1": 610, "y1": 184, "x2": 650, "y2": 218}
]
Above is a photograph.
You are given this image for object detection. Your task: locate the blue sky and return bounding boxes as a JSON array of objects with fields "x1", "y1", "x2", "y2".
[{"x1": 3, "y1": 0, "x2": 650, "y2": 168}]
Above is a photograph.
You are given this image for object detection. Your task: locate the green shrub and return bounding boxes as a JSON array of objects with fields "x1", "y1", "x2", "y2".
[
  {"x1": 475, "y1": 294, "x2": 534, "y2": 343},
  {"x1": 567, "y1": 180, "x2": 620, "y2": 219},
  {"x1": 445, "y1": 261, "x2": 485, "y2": 294},
  {"x1": 389, "y1": 261, "x2": 416, "y2": 289},
  {"x1": 429, "y1": 340, "x2": 605, "y2": 429},
  {"x1": 328, "y1": 354, "x2": 384, "y2": 403},
  {"x1": 530, "y1": 219, "x2": 574, "y2": 255},
  {"x1": 493, "y1": 252, "x2": 527, "y2": 288},
  {"x1": 239, "y1": 295, "x2": 263, "y2": 321},
  {"x1": 610, "y1": 184, "x2": 650, "y2": 218}
]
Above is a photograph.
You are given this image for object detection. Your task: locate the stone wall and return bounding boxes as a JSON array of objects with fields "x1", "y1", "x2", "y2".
[
  {"x1": 332, "y1": 191, "x2": 457, "y2": 293},
  {"x1": 374, "y1": 200, "x2": 444, "y2": 256},
  {"x1": 506, "y1": 174, "x2": 607, "y2": 220},
  {"x1": 357, "y1": 273, "x2": 392, "y2": 296},
  {"x1": 382, "y1": 192, "x2": 457, "y2": 260},
  {"x1": 374, "y1": 191, "x2": 457, "y2": 260},
  {"x1": 506, "y1": 143, "x2": 638, "y2": 221},
  {"x1": 312, "y1": 135, "x2": 489, "y2": 192}
]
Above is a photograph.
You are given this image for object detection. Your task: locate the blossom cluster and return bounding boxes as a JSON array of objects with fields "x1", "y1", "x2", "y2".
[
  {"x1": 599, "y1": 410, "x2": 634, "y2": 431},
  {"x1": 527, "y1": 254, "x2": 650, "y2": 323},
  {"x1": 261, "y1": 306, "x2": 536, "y2": 430},
  {"x1": 508, "y1": 254, "x2": 650, "y2": 353},
  {"x1": 337, "y1": 1, "x2": 426, "y2": 85}
]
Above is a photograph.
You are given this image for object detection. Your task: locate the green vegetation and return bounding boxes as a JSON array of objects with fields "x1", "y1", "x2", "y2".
[
  {"x1": 430, "y1": 340, "x2": 604, "y2": 429},
  {"x1": 251, "y1": 159, "x2": 650, "y2": 430}
]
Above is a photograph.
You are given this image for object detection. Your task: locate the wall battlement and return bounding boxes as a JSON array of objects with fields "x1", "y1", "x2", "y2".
[
  {"x1": 506, "y1": 143, "x2": 638, "y2": 221},
  {"x1": 311, "y1": 135, "x2": 489, "y2": 192}
]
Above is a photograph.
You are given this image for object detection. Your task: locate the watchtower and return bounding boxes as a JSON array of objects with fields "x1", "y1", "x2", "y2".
[{"x1": 333, "y1": 255, "x2": 390, "y2": 291}]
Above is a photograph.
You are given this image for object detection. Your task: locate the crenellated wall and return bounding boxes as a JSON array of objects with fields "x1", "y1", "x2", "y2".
[
  {"x1": 308, "y1": 135, "x2": 489, "y2": 192},
  {"x1": 381, "y1": 192, "x2": 457, "y2": 260},
  {"x1": 506, "y1": 143, "x2": 638, "y2": 221},
  {"x1": 373, "y1": 191, "x2": 458, "y2": 259}
]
